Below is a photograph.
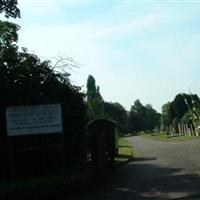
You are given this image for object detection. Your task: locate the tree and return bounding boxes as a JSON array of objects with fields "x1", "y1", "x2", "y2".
[
  {"x1": 128, "y1": 100, "x2": 160, "y2": 132},
  {"x1": 86, "y1": 75, "x2": 96, "y2": 98},
  {"x1": 160, "y1": 93, "x2": 200, "y2": 132},
  {"x1": 0, "y1": 20, "x2": 19, "y2": 46},
  {"x1": 171, "y1": 94, "x2": 189, "y2": 119},
  {"x1": 103, "y1": 102, "x2": 128, "y2": 134},
  {"x1": 128, "y1": 100, "x2": 146, "y2": 132},
  {"x1": 164, "y1": 93, "x2": 200, "y2": 122},
  {"x1": 181, "y1": 94, "x2": 200, "y2": 129},
  {"x1": 86, "y1": 75, "x2": 104, "y2": 121},
  {"x1": 0, "y1": 0, "x2": 20, "y2": 18},
  {"x1": 0, "y1": 18, "x2": 87, "y2": 179},
  {"x1": 161, "y1": 102, "x2": 172, "y2": 130},
  {"x1": 0, "y1": 20, "x2": 86, "y2": 152},
  {"x1": 144, "y1": 104, "x2": 161, "y2": 131}
]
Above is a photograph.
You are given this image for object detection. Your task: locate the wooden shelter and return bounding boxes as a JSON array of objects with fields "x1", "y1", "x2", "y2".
[{"x1": 88, "y1": 119, "x2": 118, "y2": 169}]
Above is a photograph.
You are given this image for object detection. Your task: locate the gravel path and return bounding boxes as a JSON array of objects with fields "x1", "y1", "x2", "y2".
[{"x1": 68, "y1": 136, "x2": 200, "y2": 200}]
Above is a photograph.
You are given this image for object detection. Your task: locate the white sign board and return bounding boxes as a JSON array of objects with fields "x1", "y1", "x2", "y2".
[{"x1": 6, "y1": 104, "x2": 63, "y2": 136}]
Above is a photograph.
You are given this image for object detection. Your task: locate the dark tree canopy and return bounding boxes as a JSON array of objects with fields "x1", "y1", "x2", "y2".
[
  {"x1": 86, "y1": 75, "x2": 96, "y2": 95},
  {"x1": 0, "y1": 0, "x2": 20, "y2": 18},
  {"x1": 0, "y1": 20, "x2": 86, "y2": 142},
  {"x1": 161, "y1": 93, "x2": 200, "y2": 132},
  {"x1": 0, "y1": 20, "x2": 19, "y2": 46},
  {"x1": 128, "y1": 99, "x2": 161, "y2": 132},
  {"x1": 103, "y1": 101, "x2": 128, "y2": 134},
  {"x1": 166, "y1": 93, "x2": 200, "y2": 122},
  {"x1": 0, "y1": 20, "x2": 87, "y2": 179}
]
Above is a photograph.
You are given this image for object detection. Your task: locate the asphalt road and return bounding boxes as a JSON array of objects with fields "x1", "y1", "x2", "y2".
[{"x1": 69, "y1": 136, "x2": 200, "y2": 200}]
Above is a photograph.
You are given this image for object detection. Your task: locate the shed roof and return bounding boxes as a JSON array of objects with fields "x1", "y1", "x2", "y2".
[{"x1": 88, "y1": 118, "x2": 117, "y2": 128}]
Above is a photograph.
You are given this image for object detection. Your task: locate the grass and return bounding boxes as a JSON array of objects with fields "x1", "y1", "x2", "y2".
[
  {"x1": 141, "y1": 133, "x2": 200, "y2": 142},
  {"x1": 115, "y1": 137, "x2": 133, "y2": 166}
]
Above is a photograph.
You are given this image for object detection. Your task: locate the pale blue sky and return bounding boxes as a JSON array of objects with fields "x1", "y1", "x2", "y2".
[{"x1": 6, "y1": 0, "x2": 200, "y2": 112}]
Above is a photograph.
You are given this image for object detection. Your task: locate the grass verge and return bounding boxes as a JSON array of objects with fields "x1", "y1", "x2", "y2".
[
  {"x1": 115, "y1": 137, "x2": 133, "y2": 166},
  {"x1": 142, "y1": 133, "x2": 200, "y2": 142}
]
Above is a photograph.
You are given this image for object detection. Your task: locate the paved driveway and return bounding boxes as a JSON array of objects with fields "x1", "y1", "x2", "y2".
[{"x1": 69, "y1": 136, "x2": 200, "y2": 200}]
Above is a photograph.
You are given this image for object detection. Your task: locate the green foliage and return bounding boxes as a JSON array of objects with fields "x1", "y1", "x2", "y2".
[
  {"x1": 103, "y1": 102, "x2": 128, "y2": 134},
  {"x1": 86, "y1": 75, "x2": 96, "y2": 96},
  {"x1": 0, "y1": 20, "x2": 19, "y2": 47},
  {"x1": 86, "y1": 75, "x2": 104, "y2": 121},
  {"x1": 128, "y1": 99, "x2": 161, "y2": 132},
  {"x1": 161, "y1": 93, "x2": 200, "y2": 132},
  {"x1": 0, "y1": 20, "x2": 86, "y2": 124},
  {"x1": 170, "y1": 93, "x2": 200, "y2": 120},
  {"x1": 0, "y1": 0, "x2": 20, "y2": 18},
  {"x1": 128, "y1": 99, "x2": 144, "y2": 132},
  {"x1": 161, "y1": 102, "x2": 172, "y2": 130},
  {"x1": 182, "y1": 108, "x2": 200, "y2": 128},
  {"x1": 86, "y1": 75, "x2": 129, "y2": 134},
  {"x1": 0, "y1": 21, "x2": 87, "y2": 178},
  {"x1": 181, "y1": 94, "x2": 200, "y2": 129},
  {"x1": 115, "y1": 138, "x2": 133, "y2": 166},
  {"x1": 181, "y1": 110, "x2": 193, "y2": 124}
]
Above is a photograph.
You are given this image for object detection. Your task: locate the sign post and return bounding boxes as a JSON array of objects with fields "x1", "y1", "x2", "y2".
[
  {"x1": 6, "y1": 104, "x2": 63, "y2": 180},
  {"x1": 6, "y1": 104, "x2": 63, "y2": 136}
]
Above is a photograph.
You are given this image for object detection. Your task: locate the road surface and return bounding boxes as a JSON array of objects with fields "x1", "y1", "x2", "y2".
[{"x1": 70, "y1": 136, "x2": 200, "y2": 200}]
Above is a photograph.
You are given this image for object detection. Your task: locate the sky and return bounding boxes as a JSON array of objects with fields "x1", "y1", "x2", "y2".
[{"x1": 4, "y1": 0, "x2": 200, "y2": 112}]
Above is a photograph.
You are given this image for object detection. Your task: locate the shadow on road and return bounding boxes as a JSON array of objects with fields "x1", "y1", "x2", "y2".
[
  {"x1": 108, "y1": 162, "x2": 200, "y2": 199},
  {"x1": 74, "y1": 161, "x2": 200, "y2": 200},
  {"x1": 7, "y1": 160, "x2": 200, "y2": 200},
  {"x1": 133, "y1": 157, "x2": 157, "y2": 162}
]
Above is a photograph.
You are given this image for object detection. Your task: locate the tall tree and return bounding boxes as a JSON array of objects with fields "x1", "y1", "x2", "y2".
[
  {"x1": 161, "y1": 102, "x2": 172, "y2": 129},
  {"x1": 144, "y1": 104, "x2": 161, "y2": 131},
  {"x1": 86, "y1": 75, "x2": 104, "y2": 121}
]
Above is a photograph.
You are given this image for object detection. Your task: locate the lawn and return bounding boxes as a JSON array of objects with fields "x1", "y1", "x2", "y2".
[
  {"x1": 142, "y1": 133, "x2": 200, "y2": 142},
  {"x1": 115, "y1": 137, "x2": 133, "y2": 166}
]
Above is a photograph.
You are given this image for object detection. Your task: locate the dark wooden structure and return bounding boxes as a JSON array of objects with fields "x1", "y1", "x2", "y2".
[{"x1": 88, "y1": 119, "x2": 118, "y2": 170}]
